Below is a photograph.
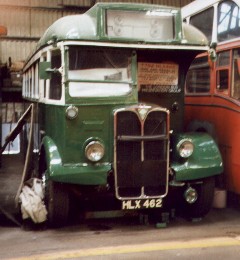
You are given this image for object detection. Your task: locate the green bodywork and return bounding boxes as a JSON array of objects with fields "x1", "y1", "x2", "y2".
[
  {"x1": 42, "y1": 136, "x2": 110, "y2": 185},
  {"x1": 171, "y1": 133, "x2": 223, "y2": 181},
  {"x1": 25, "y1": 3, "x2": 222, "y2": 187},
  {"x1": 42, "y1": 127, "x2": 223, "y2": 184},
  {"x1": 39, "y1": 98, "x2": 223, "y2": 184},
  {"x1": 39, "y1": 102, "x2": 132, "y2": 185}
]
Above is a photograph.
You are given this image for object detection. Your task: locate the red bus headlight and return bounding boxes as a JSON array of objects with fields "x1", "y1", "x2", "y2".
[
  {"x1": 177, "y1": 140, "x2": 194, "y2": 158},
  {"x1": 85, "y1": 141, "x2": 105, "y2": 162}
]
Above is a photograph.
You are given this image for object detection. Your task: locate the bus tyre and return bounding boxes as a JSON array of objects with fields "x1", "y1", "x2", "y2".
[
  {"x1": 183, "y1": 177, "x2": 215, "y2": 219},
  {"x1": 46, "y1": 180, "x2": 70, "y2": 228}
]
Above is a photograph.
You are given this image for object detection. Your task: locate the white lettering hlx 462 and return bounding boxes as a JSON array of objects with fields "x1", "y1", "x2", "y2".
[{"x1": 122, "y1": 198, "x2": 162, "y2": 210}]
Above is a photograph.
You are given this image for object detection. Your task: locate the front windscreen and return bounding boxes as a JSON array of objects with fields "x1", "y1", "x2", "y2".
[{"x1": 68, "y1": 47, "x2": 132, "y2": 97}]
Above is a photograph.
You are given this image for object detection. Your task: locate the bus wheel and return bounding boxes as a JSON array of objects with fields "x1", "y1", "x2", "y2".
[
  {"x1": 182, "y1": 177, "x2": 215, "y2": 219},
  {"x1": 45, "y1": 180, "x2": 70, "y2": 228}
]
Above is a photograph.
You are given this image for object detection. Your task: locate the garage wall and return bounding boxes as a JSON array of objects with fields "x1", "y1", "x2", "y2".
[
  {"x1": 0, "y1": 0, "x2": 194, "y2": 65},
  {"x1": 0, "y1": 1, "x2": 84, "y2": 64}
]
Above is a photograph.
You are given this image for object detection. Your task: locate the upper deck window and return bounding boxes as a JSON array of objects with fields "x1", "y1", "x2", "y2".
[
  {"x1": 68, "y1": 47, "x2": 132, "y2": 97},
  {"x1": 217, "y1": 0, "x2": 240, "y2": 42},
  {"x1": 106, "y1": 9, "x2": 175, "y2": 41},
  {"x1": 189, "y1": 7, "x2": 214, "y2": 42}
]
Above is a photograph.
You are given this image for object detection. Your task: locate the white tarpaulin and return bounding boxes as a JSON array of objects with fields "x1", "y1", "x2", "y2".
[{"x1": 19, "y1": 178, "x2": 47, "y2": 223}]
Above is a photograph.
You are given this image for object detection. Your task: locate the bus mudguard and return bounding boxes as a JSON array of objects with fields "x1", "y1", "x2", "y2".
[
  {"x1": 41, "y1": 136, "x2": 111, "y2": 185},
  {"x1": 171, "y1": 132, "x2": 223, "y2": 181}
]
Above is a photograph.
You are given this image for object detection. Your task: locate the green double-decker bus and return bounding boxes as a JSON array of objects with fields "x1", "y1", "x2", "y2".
[{"x1": 22, "y1": 3, "x2": 223, "y2": 227}]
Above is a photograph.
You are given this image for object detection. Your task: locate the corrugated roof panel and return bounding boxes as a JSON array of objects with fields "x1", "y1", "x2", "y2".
[
  {"x1": 0, "y1": 0, "x2": 92, "y2": 8},
  {"x1": 30, "y1": 0, "x2": 62, "y2": 8},
  {"x1": 95, "y1": 0, "x2": 191, "y2": 6},
  {"x1": 62, "y1": 0, "x2": 92, "y2": 7},
  {"x1": 0, "y1": 40, "x2": 37, "y2": 64},
  {"x1": 181, "y1": 0, "x2": 195, "y2": 6},
  {"x1": 0, "y1": 0, "x2": 30, "y2": 6},
  {"x1": 156, "y1": 0, "x2": 194, "y2": 6},
  {"x1": 0, "y1": 0, "x2": 192, "y2": 9},
  {"x1": 30, "y1": 9, "x2": 62, "y2": 37},
  {"x1": 96, "y1": 0, "x2": 151, "y2": 3},
  {"x1": 62, "y1": 10, "x2": 83, "y2": 16},
  {"x1": 0, "y1": 7, "x2": 30, "y2": 37},
  {"x1": 152, "y1": 0, "x2": 179, "y2": 6},
  {"x1": 31, "y1": 0, "x2": 94, "y2": 8}
]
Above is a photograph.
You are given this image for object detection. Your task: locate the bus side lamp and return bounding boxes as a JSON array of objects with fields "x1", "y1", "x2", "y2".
[{"x1": 66, "y1": 105, "x2": 78, "y2": 119}]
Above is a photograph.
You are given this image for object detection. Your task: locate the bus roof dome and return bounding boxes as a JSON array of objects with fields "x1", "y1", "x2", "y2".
[
  {"x1": 35, "y1": 3, "x2": 208, "y2": 50},
  {"x1": 37, "y1": 14, "x2": 96, "y2": 48}
]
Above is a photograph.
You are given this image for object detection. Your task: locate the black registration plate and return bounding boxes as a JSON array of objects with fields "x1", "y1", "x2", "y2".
[{"x1": 122, "y1": 198, "x2": 162, "y2": 210}]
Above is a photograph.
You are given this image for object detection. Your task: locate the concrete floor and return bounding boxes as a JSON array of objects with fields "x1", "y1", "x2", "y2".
[
  {"x1": 1, "y1": 154, "x2": 240, "y2": 259},
  {"x1": 1, "y1": 206, "x2": 240, "y2": 259}
]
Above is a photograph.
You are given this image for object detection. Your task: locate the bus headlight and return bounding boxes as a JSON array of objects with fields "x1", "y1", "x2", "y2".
[
  {"x1": 66, "y1": 105, "x2": 78, "y2": 119},
  {"x1": 85, "y1": 141, "x2": 105, "y2": 162},
  {"x1": 177, "y1": 139, "x2": 194, "y2": 158}
]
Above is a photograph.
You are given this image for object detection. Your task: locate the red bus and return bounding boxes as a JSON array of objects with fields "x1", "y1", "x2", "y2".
[{"x1": 182, "y1": 0, "x2": 240, "y2": 195}]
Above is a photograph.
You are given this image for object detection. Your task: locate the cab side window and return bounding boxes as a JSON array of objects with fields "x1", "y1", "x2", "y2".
[
  {"x1": 232, "y1": 49, "x2": 240, "y2": 100},
  {"x1": 216, "y1": 51, "x2": 230, "y2": 93},
  {"x1": 185, "y1": 56, "x2": 210, "y2": 93}
]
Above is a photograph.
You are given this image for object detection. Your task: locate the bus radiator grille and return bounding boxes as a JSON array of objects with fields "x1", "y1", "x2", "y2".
[{"x1": 115, "y1": 109, "x2": 168, "y2": 199}]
